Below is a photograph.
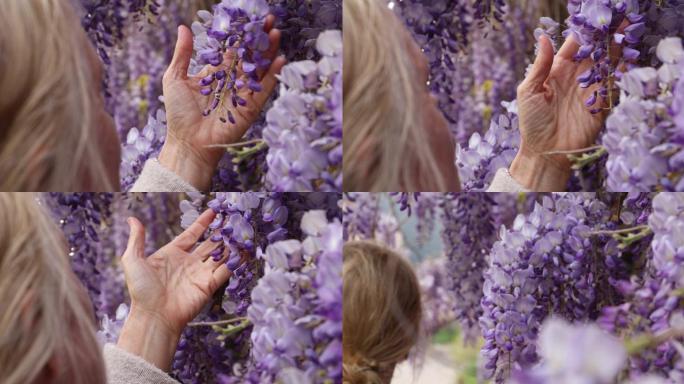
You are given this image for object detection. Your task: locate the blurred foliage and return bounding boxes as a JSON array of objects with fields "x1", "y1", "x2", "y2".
[{"x1": 451, "y1": 325, "x2": 486, "y2": 384}]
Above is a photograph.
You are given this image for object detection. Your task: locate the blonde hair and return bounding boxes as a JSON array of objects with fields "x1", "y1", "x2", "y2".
[
  {"x1": 0, "y1": 193, "x2": 106, "y2": 384},
  {"x1": 343, "y1": 0, "x2": 447, "y2": 192},
  {"x1": 0, "y1": 0, "x2": 115, "y2": 191},
  {"x1": 343, "y1": 241, "x2": 422, "y2": 384}
]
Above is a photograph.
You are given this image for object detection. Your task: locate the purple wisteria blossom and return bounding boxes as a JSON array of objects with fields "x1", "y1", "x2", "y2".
[
  {"x1": 191, "y1": 0, "x2": 271, "y2": 124},
  {"x1": 441, "y1": 193, "x2": 497, "y2": 340},
  {"x1": 263, "y1": 30, "x2": 342, "y2": 192},
  {"x1": 232, "y1": 210, "x2": 342, "y2": 383},
  {"x1": 479, "y1": 194, "x2": 612, "y2": 382},
  {"x1": 566, "y1": 0, "x2": 645, "y2": 113},
  {"x1": 120, "y1": 109, "x2": 167, "y2": 191},
  {"x1": 456, "y1": 101, "x2": 521, "y2": 191},
  {"x1": 510, "y1": 317, "x2": 628, "y2": 384},
  {"x1": 342, "y1": 193, "x2": 380, "y2": 241},
  {"x1": 604, "y1": 38, "x2": 684, "y2": 191},
  {"x1": 172, "y1": 193, "x2": 341, "y2": 383}
]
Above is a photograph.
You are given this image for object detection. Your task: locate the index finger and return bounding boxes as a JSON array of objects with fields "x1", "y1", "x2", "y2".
[
  {"x1": 173, "y1": 209, "x2": 217, "y2": 250},
  {"x1": 264, "y1": 14, "x2": 276, "y2": 33},
  {"x1": 557, "y1": 34, "x2": 581, "y2": 61}
]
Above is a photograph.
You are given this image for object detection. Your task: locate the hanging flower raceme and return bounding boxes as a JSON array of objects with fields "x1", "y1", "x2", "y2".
[
  {"x1": 456, "y1": 101, "x2": 521, "y2": 191},
  {"x1": 44, "y1": 193, "x2": 122, "y2": 321},
  {"x1": 565, "y1": 0, "x2": 646, "y2": 113},
  {"x1": 416, "y1": 257, "x2": 459, "y2": 336},
  {"x1": 263, "y1": 30, "x2": 343, "y2": 192},
  {"x1": 223, "y1": 210, "x2": 343, "y2": 383},
  {"x1": 441, "y1": 193, "x2": 497, "y2": 340},
  {"x1": 191, "y1": 0, "x2": 271, "y2": 124},
  {"x1": 479, "y1": 194, "x2": 614, "y2": 383},
  {"x1": 78, "y1": 0, "x2": 161, "y2": 64},
  {"x1": 342, "y1": 192, "x2": 380, "y2": 241},
  {"x1": 171, "y1": 193, "x2": 342, "y2": 383},
  {"x1": 509, "y1": 317, "x2": 629, "y2": 384},
  {"x1": 604, "y1": 37, "x2": 684, "y2": 191},
  {"x1": 120, "y1": 109, "x2": 167, "y2": 191},
  {"x1": 597, "y1": 193, "x2": 684, "y2": 381}
]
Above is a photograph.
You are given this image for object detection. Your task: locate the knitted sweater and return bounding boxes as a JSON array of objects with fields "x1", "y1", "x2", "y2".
[
  {"x1": 130, "y1": 159, "x2": 200, "y2": 193},
  {"x1": 130, "y1": 159, "x2": 525, "y2": 193},
  {"x1": 487, "y1": 168, "x2": 529, "y2": 192},
  {"x1": 104, "y1": 344, "x2": 179, "y2": 384}
]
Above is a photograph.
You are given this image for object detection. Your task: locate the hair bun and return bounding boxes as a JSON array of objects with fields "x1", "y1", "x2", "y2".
[{"x1": 342, "y1": 362, "x2": 383, "y2": 384}]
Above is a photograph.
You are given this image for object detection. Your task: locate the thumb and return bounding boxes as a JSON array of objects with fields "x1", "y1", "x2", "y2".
[
  {"x1": 523, "y1": 35, "x2": 554, "y2": 92},
  {"x1": 124, "y1": 217, "x2": 146, "y2": 260},
  {"x1": 167, "y1": 25, "x2": 194, "y2": 80}
]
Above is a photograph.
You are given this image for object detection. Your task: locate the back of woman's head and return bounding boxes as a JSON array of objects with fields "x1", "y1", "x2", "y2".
[
  {"x1": 0, "y1": 193, "x2": 106, "y2": 384},
  {"x1": 343, "y1": 0, "x2": 448, "y2": 192},
  {"x1": 0, "y1": 0, "x2": 115, "y2": 191},
  {"x1": 343, "y1": 241, "x2": 422, "y2": 384}
]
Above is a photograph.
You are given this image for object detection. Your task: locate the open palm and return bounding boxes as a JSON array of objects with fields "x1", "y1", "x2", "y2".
[
  {"x1": 121, "y1": 209, "x2": 230, "y2": 335},
  {"x1": 159, "y1": 19, "x2": 286, "y2": 189},
  {"x1": 517, "y1": 35, "x2": 607, "y2": 168}
]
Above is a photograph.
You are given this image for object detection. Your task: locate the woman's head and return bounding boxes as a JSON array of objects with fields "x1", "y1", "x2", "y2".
[
  {"x1": 0, "y1": 0, "x2": 120, "y2": 191},
  {"x1": 343, "y1": 0, "x2": 458, "y2": 192},
  {"x1": 343, "y1": 241, "x2": 422, "y2": 384},
  {"x1": 0, "y1": 193, "x2": 106, "y2": 384}
]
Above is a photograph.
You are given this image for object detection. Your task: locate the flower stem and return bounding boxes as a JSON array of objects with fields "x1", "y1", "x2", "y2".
[{"x1": 188, "y1": 317, "x2": 248, "y2": 327}]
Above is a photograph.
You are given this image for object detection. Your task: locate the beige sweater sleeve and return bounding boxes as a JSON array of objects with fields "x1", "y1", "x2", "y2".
[
  {"x1": 486, "y1": 168, "x2": 529, "y2": 192},
  {"x1": 104, "y1": 344, "x2": 179, "y2": 384},
  {"x1": 130, "y1": 159, "x2": 200, "y2": 193}
]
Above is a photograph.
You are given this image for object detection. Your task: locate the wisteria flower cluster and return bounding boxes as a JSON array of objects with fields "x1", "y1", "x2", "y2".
[
  {"x1": 479, "y1": 194, "x2": 614, "y2": 382},
  {"x1": 263, "y1": 30, "x2": 343, "y2": 192},
  {"x1": 456, "y1": 101, "x2": 521, "y2": 191},
  {"x1": 415, "y1": 258, "x2": 458, "y2": 337},
  {"x1": 191, "y1": 0, "x2": 271, "y2": 124},
  {"x1": 566, "y1": 0, "x2": 646, "y2": 112},
  {"x1": 596, "y1": 193, "x2": 684, "y2": 382},
  {"x1": 396, "y1": 0, "x2": 534, "y2": 144},
  {"x1": 505, "y1": 193, "x2": 684, "y2": 383},
  {"x1": 74, "y1": 0, "x2": 342, "y2": 192},
  {"x1": 342, "y1": 192, "x2": 381, "y2": 241},
  {"x1": 341, "y1": 192, "x2": 684, "y2": 383},
  {"x1": 120, "y1": 109, "x2": 167, "y2": 190},
  {"x1": 509, "y1": 317, "x2": 629, "y2": 384},
  {"x1": 174, "y1": 193, "x2": 342, "y2": 383},
  {"x1": 409, "y1": 193, "x2": 441, "y2": 245},
  {"x1": 269, "y1": 0, "x2": 342, "y2": 61},
  {"x1": 78, "y1": 0, "x2": 160, "y2": 65},
  {"x1": 604, "y1": 37, "x2": 684, "y2": 191},
  {"x1": 440, "y1": 193, "x2": 497, "y2": 340},
  {"x1": 456, "y1": 2, "x2": 684, "y2": 191},
  {"x1": 43, "y1": 193, "x2": 122, "y2": 320},
  {"x1": 238, "y1": 211, "x2": 343, "y2": 383},
  {"x1": 41, "y1": 193, "x2": 342, "y2": 384}
]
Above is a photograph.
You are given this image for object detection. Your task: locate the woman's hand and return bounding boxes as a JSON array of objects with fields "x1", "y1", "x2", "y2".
[
  {"x1": 159, "y1": 17, "x2": 287, "y2": 191},
  {"x1": 117, "y1": 209, "x2": 231, "y2": 371},
  {"x1": 510, "y1": 35, "x2": 615, "y2": 191}
]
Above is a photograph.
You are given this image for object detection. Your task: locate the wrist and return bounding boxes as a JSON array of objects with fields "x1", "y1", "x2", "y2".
[
  {"x1": 158, "y1": 137, "x2": 216, "y2": 191},
  {"x1": 116, "y1": 305, "x2": 181, "y2": 372},
  {"x1": 509, "y1": 146, "x2": 571, "y2": 192}
]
